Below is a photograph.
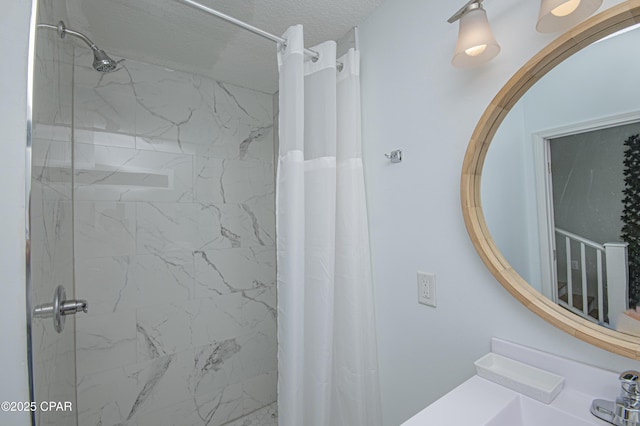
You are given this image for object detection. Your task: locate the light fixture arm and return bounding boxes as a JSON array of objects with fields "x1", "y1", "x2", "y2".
[{"x1": 448, "y1": 0, "x2": 484, "y2": 24}]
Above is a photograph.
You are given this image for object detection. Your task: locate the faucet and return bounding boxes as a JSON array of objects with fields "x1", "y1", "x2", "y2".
[{"x1": 592, "y1": 370, "x2": 640, "y2": 426}]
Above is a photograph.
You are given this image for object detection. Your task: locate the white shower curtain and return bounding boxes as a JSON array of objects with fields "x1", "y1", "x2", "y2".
[{"x1": 276, "y1": 25, "x2": 382, "y2": 426}]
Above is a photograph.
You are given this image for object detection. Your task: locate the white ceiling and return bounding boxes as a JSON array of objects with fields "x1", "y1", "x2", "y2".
[{"x1": 63, "y1": 0, "x2": 386, "y2": 93}]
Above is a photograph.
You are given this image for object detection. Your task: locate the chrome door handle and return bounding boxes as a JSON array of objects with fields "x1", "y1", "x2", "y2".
[
  {"x1": 33, "y1": 285, "x2": 88, "y2": 333},
  {"x1": 60, "y1": 299, "x2": 88, "y2": 315}
]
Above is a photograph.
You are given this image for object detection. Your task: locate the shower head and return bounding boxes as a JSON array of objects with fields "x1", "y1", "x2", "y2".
[
  {"x1": 37, "y1": 21, "x2": 118, "y2": 73},
  {"x1": 92, "y1": 48, "x2": 118, "y2": 73}
]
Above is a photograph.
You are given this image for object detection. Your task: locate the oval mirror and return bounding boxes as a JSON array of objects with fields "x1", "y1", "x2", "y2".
[{"x1": 461, "y1": 1, "x2": 640, "y2": 359}]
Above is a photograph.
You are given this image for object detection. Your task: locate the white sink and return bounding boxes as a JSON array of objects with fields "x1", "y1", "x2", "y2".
[
  {"x1": 400, "y1": 375, "x2": 605, "y2": 426},
  {"x1": 401, "y1": 339, "x2": 618, "y2": 426},
  {"x1": 486, "y1": 396, "x2": 596, "y2": 426}
]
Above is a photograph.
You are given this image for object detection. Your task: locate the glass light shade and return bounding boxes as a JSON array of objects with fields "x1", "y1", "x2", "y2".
[
  {"x1": 536, "y1": 0, "x2": 603, "y2": 33},
  {"x1": 452, "y1": 7, "x2": 500, "y2": 68}
]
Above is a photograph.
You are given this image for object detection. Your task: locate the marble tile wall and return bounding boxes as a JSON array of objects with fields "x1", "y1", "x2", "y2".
[
  {"x1": 30, "y1": 1, "x2": 78, "y2": 424},
  {"x1": 72, "y1": 54, "x2": 277, "y2": 426}
]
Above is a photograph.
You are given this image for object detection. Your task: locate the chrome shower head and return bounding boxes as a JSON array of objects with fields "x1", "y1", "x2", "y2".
[
  {"x1": 92, "y1": 48, "x2": 118, "y2": 73},
  {"x1": 37, "y1": 21, "x2": 118, "y2": 73}
]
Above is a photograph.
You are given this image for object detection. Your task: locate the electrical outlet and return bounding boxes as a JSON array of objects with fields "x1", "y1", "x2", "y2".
[
  {"x1": 417, "y1": 272, "x2": 436, "y2": 307},
  {"x1": 571, "y1": 260, "x2": 579, "y2": 270}
]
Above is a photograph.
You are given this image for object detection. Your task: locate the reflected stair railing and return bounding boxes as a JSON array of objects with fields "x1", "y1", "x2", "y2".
[{"x1": 555, "y1": 228, "x2": 628, "y2": 327}]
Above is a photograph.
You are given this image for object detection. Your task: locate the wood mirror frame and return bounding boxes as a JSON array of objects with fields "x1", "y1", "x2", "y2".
[{"x1": 461, "y1": 0, "x2": 640, "y2": 359}]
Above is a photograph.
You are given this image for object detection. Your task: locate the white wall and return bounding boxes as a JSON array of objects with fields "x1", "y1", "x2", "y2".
[
  {"x1": 358, "y1": 1, "x2": 640, "y2": 425},
  {"x1": 481, "y1": 102, "x2": 542, "y2": 291},
  {"x1": 522, "y1": 26, "x2": 640, "y2": 133},
  {"x1": 0, "y1": 1, "x2": 32, "y2": 425}
]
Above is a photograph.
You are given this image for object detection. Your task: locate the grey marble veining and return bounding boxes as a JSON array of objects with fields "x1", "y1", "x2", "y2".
[
  {"x1": 74, "y1": 84, "x2": 137, "y2": 134},
  {"x1": 225, "y1": 402, "x2": 277, "y2": 426},
  {"x1": 219, "y1": 160, "x2": 274, "y2": 204},
  {"x1": 136, "y1": 202, "x2": 273, "y2": 255},
  {"x1": 136, "y1": 202, "x2": 226, "y2": 253},
  {"x1": 212, "y1": 82, "x2": 273, "y2": 127},
  {"x1": 77, "y1": 340, "x2": 275, "y2": 426},
  {"x1": 76, "y1": 253, "x2": 195, "y2": 315},
  {"x1": 126, "y1": 356, "x2": 174, "y2": 421},
  {"x1": 76, "y1": 310, "x2": 137, "y2": 377},
  {"x1": 73, "y1": 55, "x2": 276, "y2": 426},
  {"x1": 186, "y1": 339, "x2": 242, "y2": 397},
  {"x1": 33, "y1": 56, "x2": 73, "y2": 128},
  {"x1": 141, "y1": 285, "x2": 273, "y2": 346},
  {"x1": 75, "y1": 201, "x2": 137, "y2": 259},
  {"x1": 239, "y1": 127, "x2": 271, "y2": 160},
  {"x1": 73, "y1": 55, "x2": 273, "y2": 142},
  {"x1": 194, "y1": 247, "x2": 275, "y2": 298},
  {"x1": 77, "y1": 353, "x2": 180, "y2": 425},
  {"x1": 132, "y1": 370, "x2": 276, "y2": 426},
  {"x1": 136, "y1": 294, "x2": 246, "y2": 361},
  {"x1": 135, "y1": 381, "x2": 245, "y2": 426},
  {"x1": 135, "y1": 122, "x2": 274, "y2": 161}
]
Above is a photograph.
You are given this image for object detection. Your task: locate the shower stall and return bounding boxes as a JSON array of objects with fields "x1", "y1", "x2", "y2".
[{"x1": 29, "y1": 0, "x2": 277, "y2": 424}]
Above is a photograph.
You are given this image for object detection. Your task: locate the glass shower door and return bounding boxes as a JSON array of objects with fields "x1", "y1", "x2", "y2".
[{"x1": 28, "y1": 2, "x2": 78, "y2": 424}]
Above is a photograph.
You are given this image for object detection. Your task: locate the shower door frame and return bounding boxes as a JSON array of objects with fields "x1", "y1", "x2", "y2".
[
  {"x1": 25, "y1": 0, "x2": 37, "y2": 424},
  {"x1": 25, "y1": 0, "x2": 80, "y2": 423}
]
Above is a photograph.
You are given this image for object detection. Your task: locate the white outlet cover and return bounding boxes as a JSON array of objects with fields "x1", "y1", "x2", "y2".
[{"x1": 417, "y1": 271, "x2": 436, "y2": 307}]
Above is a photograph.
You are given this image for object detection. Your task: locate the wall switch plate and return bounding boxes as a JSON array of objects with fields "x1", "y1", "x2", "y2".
[
  {"x1": 571, "y1": 260, "x2": 579, "y2": 270},
  {"x1": 417, "y1": 272, "x2": 436, "y2": 307}
]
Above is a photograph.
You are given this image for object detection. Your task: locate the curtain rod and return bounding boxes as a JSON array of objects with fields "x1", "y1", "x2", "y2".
[{"x1": 176, "y1": 0, "x2": 320, "y2": 61}]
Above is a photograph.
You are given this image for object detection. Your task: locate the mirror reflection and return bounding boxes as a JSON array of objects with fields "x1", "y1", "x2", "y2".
[{"x1": 482, "y1": 23, "x2": 640, "y2": 336}]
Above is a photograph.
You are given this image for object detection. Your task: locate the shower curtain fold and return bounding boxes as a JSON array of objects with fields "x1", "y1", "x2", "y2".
[{"x1": 276, "y1": 24, "x2": 382, "y2": 426}]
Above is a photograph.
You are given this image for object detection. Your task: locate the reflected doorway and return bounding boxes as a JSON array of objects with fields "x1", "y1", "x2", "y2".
[{"x1": 536, "y1": 120, "x2": 640, "y2": 328}]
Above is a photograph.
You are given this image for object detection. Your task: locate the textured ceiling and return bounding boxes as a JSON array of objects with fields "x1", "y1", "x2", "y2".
[{"x1": 63, "y1": 0, "x2": 385, "y2": 93}]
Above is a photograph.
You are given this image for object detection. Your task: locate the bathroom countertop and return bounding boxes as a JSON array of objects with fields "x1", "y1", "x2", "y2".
[
  {"x1": 401, "y1": 375, "x2": 519, "y2": 426},
  {"x1": 401, "y1": 375, "x2": 607, "y2": 425},
  {"x1": 401, "y1": 338, "x2": 618, "y2": 426}
]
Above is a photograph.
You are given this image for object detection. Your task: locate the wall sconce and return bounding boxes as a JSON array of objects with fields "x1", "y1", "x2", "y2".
[
  {"x1": 448, "y1": 0, "x2": 500, "y2": 68},
  {"x1": 536, "y1": 0, "x2": 603, "y2": 33}
]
